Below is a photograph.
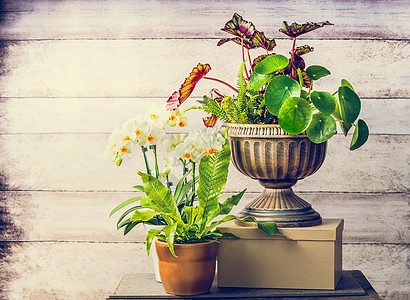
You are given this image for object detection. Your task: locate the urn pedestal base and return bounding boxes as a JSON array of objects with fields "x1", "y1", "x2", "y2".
[
  {"x1": 217, "y1": 219, "x2": 344, "y2": 290},
  {"x1": 236, "y1": 181, "x2": 322, "y2": 227}
]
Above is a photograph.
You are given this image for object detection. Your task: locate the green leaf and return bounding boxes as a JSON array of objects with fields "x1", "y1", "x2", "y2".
[
  {"x1": 257, "y1": 222, "x2": 282, "y2": 236},
  {"x1": 164, "y1": 222, "x2": 178, "y2": 257},
  {"x1": 116, "y1": 205, "x2": 141, "y2": 227},
  {"x1": 109, "y1": 197, "x2": 141, "y2": 217},
  {"x1": 205, "y1": 215, "x2": 237, "y2": 233},
  {"x1": 338, "y1": 86, "x2": 361, "y2": 124},
  {"x1": 184, "y1": 206, "x2": 200, "y2": 226},
  {"x1": 218, "y1": 189, "x2": 246, "y2": 216},
  {"x1": 341, "y1": 79, "x2": 355, "y2": 91},
  {"x1": 310, "y1": 91, "x2": 336, "y2": 115},
  {"x1": 278, "y1": 97, "x2": 313, "y2": 135},
  {"x1": 306, "y1": 65, "x2": 331, "y2": 81},
  {"x1": 297, "y1": 68, "x2": 303, "y2": 88},
  {"x1": 130, "y1": 210, "x2": 160, "y2": 222},
  {"x1": 117, "y1": 218, "x2": 132, "y2": 230},
  {"x1": 146, "y1": 228, "x2": 162, "y2": 257},
  {"x1": 132, "y1": 185, "x2": 144, "y2": 192},
  {"x1": 306, "y1": 113, "x2": 337, "y2": 143},
  {"x1": 197, "y1": 132, "x2": 231, "y2": 225},
  {"x1": 300, "y1": 90, "x2": 309, "y2": 99},
  {"x1": 124, "y1": 221, "x2": 139, "y2": 236},
  {"x1": 254, "y1": 54, "x2": 289, "y2": 75},
  {"x1": 138, "y1": 172, "x2": 179, "y2": 217},
  {"x1": 340, "y1": 121, "x2": 352, "y2": 136},
  {"x1": 265, "y1": 75, "x2": 301, "y2": 115},
  {"x1": 350, "y1": 119, "x2": 369, "y2": 150},
  {"x1": 248, "y1": 72, "x2": 273, "y2": 92}
]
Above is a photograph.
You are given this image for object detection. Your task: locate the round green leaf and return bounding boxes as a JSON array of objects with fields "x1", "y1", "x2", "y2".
[
  {"x1": 248, "y1": 72, "x2": 273, "y2": 92},
  {"x1": 338, "y1": 86, "x2": 361, "y2": 124},
  {"x1": 254, "y1": 54, "x2": 289, "y2": 74},
  {"x1": 306, "y1": 65, "x2": 331, "y2": 80},
  {"x1": 265, "y1": 75, "x2": 301, "y2": 116},
  {"x1": 310, "y1": 91, "x2": 336, "y2": 115},
  {"x1": 278, "y1": 97, "x2": 313, "y2": 135},
  {"x1": 340, "y1": 121, "x2": 352, "y2": 136},
  {"x1": 300, "y1": 89, "x2": 309, "y2": 99},
  {"x1": 350, "y1": 119, "x2": 369, "y2": 150},
  {"x1": 341, "y1": 79, "x2": 355, "y2": 91},
  {"x1": 306, "y1": 113, "x2": 337, "y2": 143}
]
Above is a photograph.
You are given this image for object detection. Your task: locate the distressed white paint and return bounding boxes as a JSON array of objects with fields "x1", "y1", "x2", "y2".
[
  {"x1": 0, "y1": 0, "x2": 408, "y2": 299},
  {"x1": 2, "y1": 191, "x2": 408, "y2": 244},
  {"x1": 0, "y1": 39, "x2": 408, "y2": 98},
  {"x1": 1, "y1": 98, "x2": 408, "y2": 135},
  {"x1": 0, "y1": 134, "x2": 408, "y2": 193}
]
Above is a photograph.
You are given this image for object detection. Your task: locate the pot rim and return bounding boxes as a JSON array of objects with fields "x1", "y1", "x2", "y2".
[
  {"x1": 222, "y1": 122, "x2": 310, "y2": 139},
  {"x1": 155, "y1": 239, "x2": 218, "y2": 248}
]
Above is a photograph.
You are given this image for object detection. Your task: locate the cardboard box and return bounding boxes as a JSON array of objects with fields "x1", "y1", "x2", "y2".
[{"x1": 217, "y1": 219, "x2": 343, "y2": 290}]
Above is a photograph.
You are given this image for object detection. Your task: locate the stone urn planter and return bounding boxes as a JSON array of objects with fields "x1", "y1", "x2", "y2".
[
  {"x1": 155, "y1": 240, "x2": 219, "y2": 296},
  {"x1": 224, "y1": 123, "x2": 326, "y2": 227}
]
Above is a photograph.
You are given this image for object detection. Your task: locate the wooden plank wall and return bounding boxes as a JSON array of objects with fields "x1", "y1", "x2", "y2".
[{"x1": 0, "y1": 1, "x2": 408, "y2": 299}]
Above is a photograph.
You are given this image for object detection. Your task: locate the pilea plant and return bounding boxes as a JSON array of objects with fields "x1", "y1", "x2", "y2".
[{"x1": 167, "y1": 13, "x2": 369, "y2": 150}]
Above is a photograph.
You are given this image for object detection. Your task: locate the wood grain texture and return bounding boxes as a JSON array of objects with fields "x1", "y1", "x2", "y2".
[
  {"x1": 0, "y1": 39, "x2": 408, "y2": 98},
  {"x1": 1, "y1": 191, "x2": 408, "y2": 244},
  {"x1": 0, "y1": 134, "x2": 407, "y2": 193},
  {"x1": 0, "y1": 241, "x2": 407, "y2": 299},
  {"x1": 0, "y1": 0, "x2": 409, "y2": 40},
  {"x1": 0, "y1": 97, "x2": 408, "y2": 135}
]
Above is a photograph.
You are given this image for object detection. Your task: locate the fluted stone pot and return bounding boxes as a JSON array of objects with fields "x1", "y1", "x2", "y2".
[{"x1": 223, "y1": 123, "x2": 326, "y2": 227}]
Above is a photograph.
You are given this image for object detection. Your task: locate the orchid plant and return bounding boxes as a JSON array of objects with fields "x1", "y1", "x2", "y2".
[
  {"x1": 166, "y1": 13, "x2": 369, "y2": 150},
  {"x1": 106, "y1": 105, "x2": 281, "y2": 255}
]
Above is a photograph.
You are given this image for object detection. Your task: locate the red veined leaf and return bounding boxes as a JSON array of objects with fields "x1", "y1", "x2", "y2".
[
  {"x1": 291, "y1": 53, "x2": 306, "y2": 70},
  {"x1": 294, "y1": 45, "x2": 314, "y2": 56},
  {"x1": 210, "y1": 88, "x2": 224, "y2": 100},
  {"x1": 179, "y1": 63, "x2": 211, "y2": 105},
  {"x1": 279, "y1": 21, "x2": 333, "y2": 38},
  {"x1": 221, "y1": 13, "x2": 255, "y2": 39},
  {"x1": 166, "y1": 90, "x2": 180, "y2": 111},
  {"x1": 202, "y1": 114, "x2": 218, "y2": 128},
  {"x1": 217, "y1": 37, "x2": 256, "y2": 49},
  {"x1": 252, "y1": 30, "x2": 276, "y2": 51}
]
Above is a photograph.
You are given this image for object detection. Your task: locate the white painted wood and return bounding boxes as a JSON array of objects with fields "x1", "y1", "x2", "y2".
[
  {"x1": 0, "y1": 241, "x2": 153, "y2": 300},
  {"x1": 0, "y1": 39, "x2": 408, "y2": 98},
  {"x1": 1, "y1": 97, "x2": 408, "y2": 135},
  {"x1": 1, "y1": 0, "x2": 408, "y2": 39},
  {"x1": 2, "y1": 191, "x2": 408, "y2": 244},
  {"x1": 0, "y1": 241, "x2": 407, "y2": 299},
  {"x1": 0, "y1": 134, "x2": 407, "y2": 193}
]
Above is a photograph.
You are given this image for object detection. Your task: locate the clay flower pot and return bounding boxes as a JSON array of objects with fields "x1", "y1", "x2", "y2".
[
  {"x1": 155, "y1": 239, "x2": 219, "y2": 296},
  {"x1": 224, "y1": 123, "x2": 326, "y2": 227}
]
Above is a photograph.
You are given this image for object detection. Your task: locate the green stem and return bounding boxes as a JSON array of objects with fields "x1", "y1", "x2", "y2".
[
  {"x1": 141, "y1": 146, "x2": 151, "y2": 175},
  {"x1": 191, "y1": 160, "x2": 196, "y2": 206},
  {"x1": 151, "y1": 145, "x2": 160, "y2": 179}
]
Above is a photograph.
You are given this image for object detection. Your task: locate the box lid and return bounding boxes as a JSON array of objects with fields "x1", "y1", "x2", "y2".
[{"x1": 217, "y1": 218, "x2": 344, "y2": 241}]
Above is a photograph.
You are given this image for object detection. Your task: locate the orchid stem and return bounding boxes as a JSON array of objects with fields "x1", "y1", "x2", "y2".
[
  {"x1": 151, "y1": 145, "x2": 160, "y2": 179},
  {"x1": 141, "y1": 146, "x2": 151, "y2": 175},
  {"x1": 191, "y1": 160, "x2": 196, "y2": 205},
  {"x1": 203, "y1": 77, "x2": 238, "y2": 93}
]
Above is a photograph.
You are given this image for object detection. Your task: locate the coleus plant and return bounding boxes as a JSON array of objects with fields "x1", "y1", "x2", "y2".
[{"x1": 167, "y1": 13, "x2": 369, "y2": 150}]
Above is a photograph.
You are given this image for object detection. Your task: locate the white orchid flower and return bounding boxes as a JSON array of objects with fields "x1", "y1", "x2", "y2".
[
  {"x1": 145, "y1": 103, "x2": 170, "y2": 127},
  {"x1": 163, "y1": 133, "x2": 188, "y2": 152},
  {"x1": 146, "y1": 122, "x2": 166, "y2": 145}
]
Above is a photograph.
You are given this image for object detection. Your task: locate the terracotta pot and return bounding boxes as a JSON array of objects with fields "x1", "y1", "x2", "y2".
[
  {"x1": 223, "y1": 123, "x2": 326, "y2": 227},
  {"x1": 155, "y1": 239, "x2": 218, "y2": 296}
]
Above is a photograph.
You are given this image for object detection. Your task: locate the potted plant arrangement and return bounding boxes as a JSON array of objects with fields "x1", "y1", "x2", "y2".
[
  {"x1": 107, "y1": 105, "x2": 281, "y2": 295},
  {"x1": 166, "y1": 13, "x2": 369, "y2": 227}
]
